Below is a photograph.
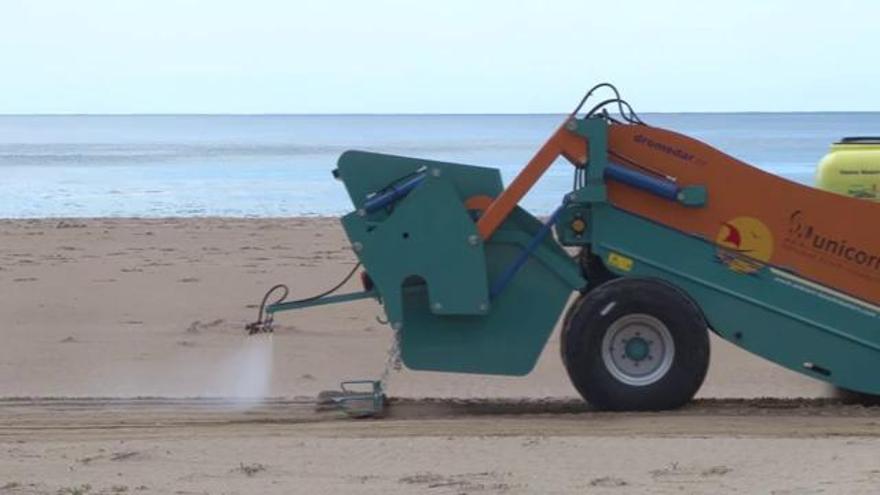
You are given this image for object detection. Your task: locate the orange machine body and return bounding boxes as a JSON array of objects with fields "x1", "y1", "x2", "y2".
[{"x1": 478, "y1": 121, "x2": 880, "y2": 307}]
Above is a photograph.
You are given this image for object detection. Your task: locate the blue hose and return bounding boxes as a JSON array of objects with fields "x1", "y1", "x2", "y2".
[{"x1": 489, "y1": 206, "x2": 564, "y2": 300}]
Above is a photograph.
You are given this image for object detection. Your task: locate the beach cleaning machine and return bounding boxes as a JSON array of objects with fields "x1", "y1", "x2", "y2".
[{"x1": 247, "y1": 84, "x2": 880, "y2": 416}]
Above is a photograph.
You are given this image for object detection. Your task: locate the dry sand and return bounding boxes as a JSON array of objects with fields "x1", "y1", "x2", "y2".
[{"x1": 1, "y1": 217, "x2": 878, "y2": 494}]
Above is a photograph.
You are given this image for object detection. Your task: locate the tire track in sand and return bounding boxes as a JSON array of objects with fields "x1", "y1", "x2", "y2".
[{"x1": 0, "y1": 397, "x2": 878, "y2": 441}]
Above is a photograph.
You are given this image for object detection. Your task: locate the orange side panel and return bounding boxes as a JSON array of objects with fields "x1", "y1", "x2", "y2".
[{"x1": 605, "y1": 124, "x2": 880, "y2": 306}]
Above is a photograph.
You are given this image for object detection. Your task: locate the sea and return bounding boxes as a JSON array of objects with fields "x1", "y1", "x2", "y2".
[{"x1": 1, "y1": 113, "x2": 878, "y2": 218}]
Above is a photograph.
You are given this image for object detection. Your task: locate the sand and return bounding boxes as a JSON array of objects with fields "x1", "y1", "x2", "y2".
[{"x1": 1, "y1": 217, "x2": 878, "y2": 494}]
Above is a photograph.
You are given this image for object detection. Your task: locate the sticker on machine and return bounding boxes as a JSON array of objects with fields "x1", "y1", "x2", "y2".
[
  {"x1": 715, "y1": 217, "x2": 774, "y2": 274},
  {"x1": 782, "y1": 210, "x2": 880, "y2": 283}
]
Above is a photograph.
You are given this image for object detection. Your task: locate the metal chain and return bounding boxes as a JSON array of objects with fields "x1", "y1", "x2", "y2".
[{"x1": 378, "y1": 326, "x2": 402, "y2": 389}]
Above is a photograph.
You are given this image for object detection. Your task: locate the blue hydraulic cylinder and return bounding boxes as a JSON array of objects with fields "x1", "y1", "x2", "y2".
[
  {"x1": 604, "y1": 163, "x2": 679, "y2": 201},
  {"x1": 363, "y1": 173, "x2": 427, "y2": 213}
]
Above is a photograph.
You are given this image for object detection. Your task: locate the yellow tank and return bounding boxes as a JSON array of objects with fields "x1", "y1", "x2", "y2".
[{"x1": 816, "y1": 137, "x2": 880, "y2": 201}]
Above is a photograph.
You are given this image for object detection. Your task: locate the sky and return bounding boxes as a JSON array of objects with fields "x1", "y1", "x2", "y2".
[{"x1": 1, "y1": 0, "x2": 878, "y2": 114}]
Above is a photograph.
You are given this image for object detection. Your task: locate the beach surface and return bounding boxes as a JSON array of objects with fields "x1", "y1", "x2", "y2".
[{"x1": 1, "y1": 218, "x2": 878, "y2": 494}]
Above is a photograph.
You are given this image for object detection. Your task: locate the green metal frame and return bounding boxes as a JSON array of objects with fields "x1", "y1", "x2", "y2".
[
  {"x1": 267, "y1": 290, "x2": 375, "y2": 314},
  {"x1": 559, "y1": 117, "x2": 880, "y2": 395}
]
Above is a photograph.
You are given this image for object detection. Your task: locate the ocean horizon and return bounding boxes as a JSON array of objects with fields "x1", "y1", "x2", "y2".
[{"x1": 3, "y1": 112, "x2": 879, "y2": 218}]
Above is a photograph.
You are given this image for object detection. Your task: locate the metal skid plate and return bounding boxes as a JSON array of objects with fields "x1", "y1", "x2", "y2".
[{"x1": 316, "y1": 380, "x2": 385, "y2": 418}]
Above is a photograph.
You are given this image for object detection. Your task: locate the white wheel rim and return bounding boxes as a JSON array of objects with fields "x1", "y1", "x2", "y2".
[{"x1": 601, "y1": 313, "x2": 675, "y2": 387}]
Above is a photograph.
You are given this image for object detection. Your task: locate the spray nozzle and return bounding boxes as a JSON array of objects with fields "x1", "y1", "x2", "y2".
[
  {"x1": 245, "y1": 316, "x2": 274, "y2": 335},
  {"x1": 245, "y1": 284, "x2": 290, "y2": 336}
]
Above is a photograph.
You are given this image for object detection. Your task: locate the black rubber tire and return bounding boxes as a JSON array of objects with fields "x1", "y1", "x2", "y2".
[
  {"x1": 559, "y1": 293, "x2": 586, "y2": 370},
  {"x1": 559, "y1": 250, "x2": 616, "y2": 369},
  {"x1": 561, "y1": 277, "x2": 710, "y2": 411}
]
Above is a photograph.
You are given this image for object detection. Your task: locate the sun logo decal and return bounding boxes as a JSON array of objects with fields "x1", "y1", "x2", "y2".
[{"x1": 715, "y1": 217, "x2": 774, "y2": 274}]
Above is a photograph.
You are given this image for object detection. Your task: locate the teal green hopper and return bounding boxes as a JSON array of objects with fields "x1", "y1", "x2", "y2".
[
  {"x1": 334, "y1": 151, "x2": 584, "y2": 375},
  {"x1": 257, "y1": 85, "x2": 880, "y2": 412}
]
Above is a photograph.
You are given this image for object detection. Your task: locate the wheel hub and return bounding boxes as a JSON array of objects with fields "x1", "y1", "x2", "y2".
[{"x1": 624, "y1": 336, "x2": 650, "y2": 361}]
